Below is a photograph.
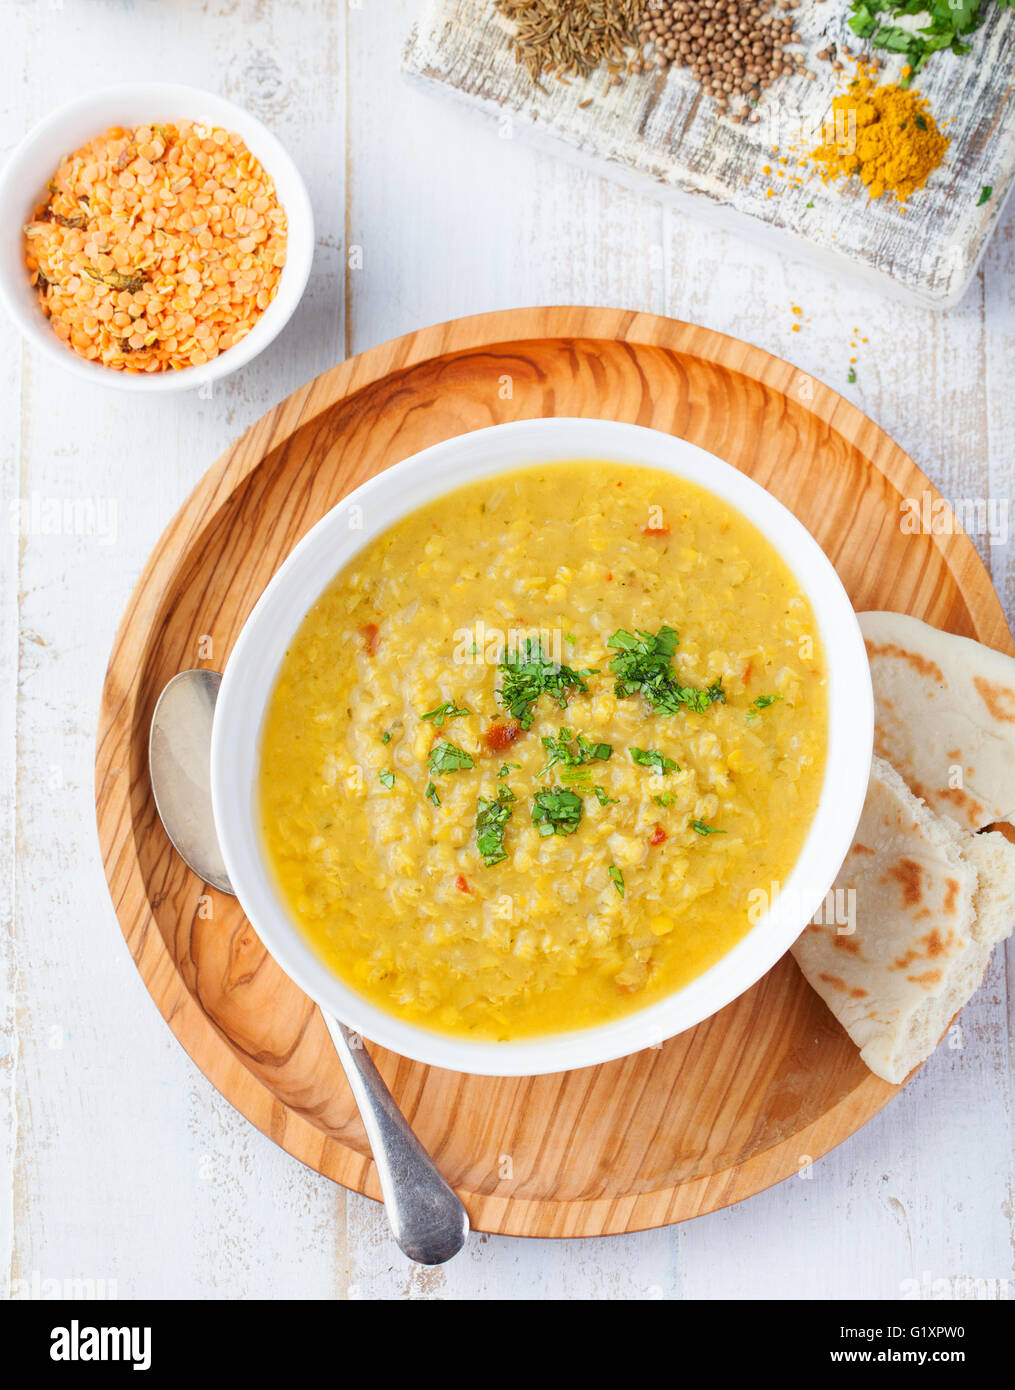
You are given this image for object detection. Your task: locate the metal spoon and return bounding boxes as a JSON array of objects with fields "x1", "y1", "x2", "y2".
[{"x1": 149, "y1": 669, "x2": 470, "y2": 1265}]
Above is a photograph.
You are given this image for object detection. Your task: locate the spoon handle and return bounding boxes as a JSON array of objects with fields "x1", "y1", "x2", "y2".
[{"x1": 322, "y1": 1014, "x2": 470, "y2": 1265}]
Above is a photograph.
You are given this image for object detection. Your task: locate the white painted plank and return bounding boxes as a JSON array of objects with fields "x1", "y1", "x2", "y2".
[
  {"x1": 0, "y1": 64, "x2": 27, "y2": 1301},
  {"x1": 4, "y1": 0, "x2": 352, "y2": 1300}
]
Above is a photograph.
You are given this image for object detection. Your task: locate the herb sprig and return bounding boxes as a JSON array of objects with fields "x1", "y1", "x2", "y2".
[
  {"x1": 532, "y1": 787, "x2": 584, "y2": 837},
  {"x1": 607, "y1": 626, "x2": 724, "y2": 716},
  {"x1": 498, "y1": 638, "x2": 597, "y2": 730},
  {"x1": 420, "y1": 700, "x2": 470, "y2": 726},
  {"x1": 476, "y1": 788, "x2": 515, "y2": 866},
  {"x1": 847, "y1": 0, "x2": 1013, "y2": 85},
  {"x1": 537, "y1": 727, "x2": 612, "y2": 777},
  {"x1": 427, "y1": 741, "x2": 475, "y2": 776},
  {"x1": 630, "y1": 746, "x2": 678, "y2": 776},
  {"x1": 746, "y1": 693, "x2": 782, "y2": 722}
]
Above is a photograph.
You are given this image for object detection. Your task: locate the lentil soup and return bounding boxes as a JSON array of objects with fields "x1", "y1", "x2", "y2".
[{"x1": 259, "y1": 461, "x2": 827, "y2": 1040}]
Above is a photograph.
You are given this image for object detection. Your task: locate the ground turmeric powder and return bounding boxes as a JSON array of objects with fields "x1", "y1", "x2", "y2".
[{"x1": 809, "y1": 62, "x2": 948, "y2": 206}]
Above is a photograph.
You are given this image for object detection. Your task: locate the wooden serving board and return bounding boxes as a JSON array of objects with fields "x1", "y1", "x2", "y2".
[
  {"x1": 403, "y1": 0, "x2": 1015, "y2": 308},
  {"x1": 95, "y1": 306, "x2": 1013, "y2": 1237}
]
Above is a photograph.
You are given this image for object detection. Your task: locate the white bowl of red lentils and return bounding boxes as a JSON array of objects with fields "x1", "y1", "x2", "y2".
[{"x1": 0, "y1": 83, "x2": 314, "y2": 392}]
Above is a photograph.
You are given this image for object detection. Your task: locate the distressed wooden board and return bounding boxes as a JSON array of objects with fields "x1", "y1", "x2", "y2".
[
  {"x1": 403, "y1": 0, "x2": 1015, "y2": 308},
  {"x1": 95, "y1": 305, "x2": 1012, "y2": 1240}
]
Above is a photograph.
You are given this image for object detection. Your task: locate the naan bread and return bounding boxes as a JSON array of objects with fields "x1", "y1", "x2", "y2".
[
  {"x1": 860, "y1": 610, "x2": 1015, "y2": 831},
  {"x1": 791, "y1": 756, "x2": 1015, "y2": 1084}
]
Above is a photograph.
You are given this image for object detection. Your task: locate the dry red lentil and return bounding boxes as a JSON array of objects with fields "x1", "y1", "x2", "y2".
[{"x1": 23, "y1": 121, "x2": 288, "y2": 373}]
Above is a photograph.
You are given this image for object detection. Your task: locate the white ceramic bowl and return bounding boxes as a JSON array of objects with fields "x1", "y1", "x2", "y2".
[
  {"x1": 211, "y1": 418, "x2": 874, "y2": 1076},
  {"x1": 0, "y1": 83, "x2": 314, "y2": 393}
]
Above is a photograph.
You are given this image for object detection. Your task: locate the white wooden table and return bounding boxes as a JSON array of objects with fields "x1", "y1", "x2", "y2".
[{"x1": 2, "y1": 0, "x2": 1012, "y2": 1301}]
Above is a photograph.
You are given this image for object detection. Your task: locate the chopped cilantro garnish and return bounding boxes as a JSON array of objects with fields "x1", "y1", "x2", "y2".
[
  {"x1": 608, "y1": 865, "x2": 625, "y2": 897},
  {"x1": 978, "y1": 184, "x2": 993, "y2": 206},
  {"x1": 607, "y1": 627, "x2": 724, "y2": 716},
  {"x1": 498, "y1": 762, "x2": 520, "y2": 779},
  {"x1": 630, "y1": 746, "x2": 678, "y2": 776},
  {"x1": 378, "y1": 769, "x2": 395, "y2": 789},
  {"x1": 653, "y1": 792, "x2": 677, "y2": 807},
  {"x1": 847, "y1": 367, "x2": 857, "y2": 384},
  {"x1": 420, "y1": 701, "x2": 470, "y2": 725},
  {"x1": 381, "y1": 731, "x2": 393, "y2": 745},
  {"x1": 847, "y1": 0, "x2": 1005, "y2": 86},
  {"x1": 538, "y1": 727, "x2": 612, "y2": 776},
  {"x1": 593, "y1": 785, "x2": 618, "y2": 806},
  {"x1": 476, "y1": 789, "x2": 514, "y2": 866},
  {"x1": 427, "y1": 741, "x2": 475, "y2": 776},
  {"x1": 690, "y1": 819, "x2": 725, "y2": 836},
  {"x1": 425, "y1": 780, "x2": 441, "y2": 806},
  {"x1": 747, "y1": 692, "x2": 783, "y2": 722},
  {"x1": 497, "y1": 637, "x2": 597, "y2": 730},
  {"x1": 532, "y1": 787, "x2": 584, "y2": 837}
]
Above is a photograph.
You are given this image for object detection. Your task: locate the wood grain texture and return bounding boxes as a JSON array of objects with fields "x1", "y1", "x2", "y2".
[
  {"x1": 94, "y1": 304, "x2": 1011, "y2": 1238},
  {"x1": 404, "y1": 0, "x2": 1015, "y2": 307}
]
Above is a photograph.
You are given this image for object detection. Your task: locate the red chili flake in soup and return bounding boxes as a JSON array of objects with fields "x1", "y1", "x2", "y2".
[
  {"x1": 358, "y1": 622, "x2": 380, "y2": 656},
  {"x1": 483, "y1": 719, "x2": 521, "y2": 753},
  {"x1": 455, "y1": 874, "x2": 471, "y2": 893},
  {"x1": 649, "y1": 824, "x2": 667, "y2": 846}
]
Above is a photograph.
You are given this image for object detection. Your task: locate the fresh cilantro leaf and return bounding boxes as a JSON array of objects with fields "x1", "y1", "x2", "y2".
[
  {"x1": 537, "y1": 727, "x2": 612, "y2": 776},
  {"x1": 608, "y1": 865, "x2": 625, "y2": 897},
  {"x1": 427, "y1": 742, "x2": 475, "y2": 776},
  {"x1": 630, "y1": 746, "x2": 678, "y2": 776},
  {"x1": 653, "y1": 792, "x2": 677, "y2": 807},
  {"x1": 607, "y1": 626, "x2": 724, "y2": 716},
  {"x1": 531, "y1": 787, "x2": 584, "y2": 837},
  {"x1": 978, "y1": 185, "x2": 993, "y2": 205},
  {"x1": 593, "y1": 785, "x2": 618, "y2": 806},
  {"x1": 378, "y1": 769, "x2": 395, "y2": 789},
  {"x1": 754, "y1": 694, "x2": 782, "y2": 709},
  {"x1": 498, "y1": 637, "x2": 596, "y2": 730},
  {"x1": 425, "y1": 780, "x2": 440, "y2": 806},
  {"x1": 476, "y1": 790, "x2": 514, "y2": 866},
  {"x1": 690, "y1": 819, "x2": 725, "y2": 836},
  {"x1": 498, "y1": 762, "x2": 520, "y2": 778},
  {"x1": 420, "y1": 701, "x2": 470, "y2": 725},
  {"x1": 848, "y1": 0, "x2": 1003, "y2": 84}
]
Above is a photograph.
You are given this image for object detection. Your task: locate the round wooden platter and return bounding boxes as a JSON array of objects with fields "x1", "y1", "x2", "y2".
[{"x1": 96, "y1": 306, "x2": 1014, "y2": 1238}]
